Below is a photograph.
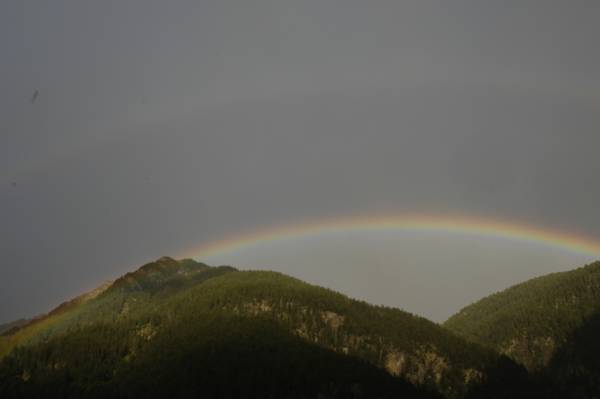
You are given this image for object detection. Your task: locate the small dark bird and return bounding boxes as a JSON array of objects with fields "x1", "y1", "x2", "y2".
[
  {"x1": 11, "y1": 181, "x2": 17, "y2": 187},
  {"x1": 30, "y1": 90, "x2": 39, "y2": 104}
]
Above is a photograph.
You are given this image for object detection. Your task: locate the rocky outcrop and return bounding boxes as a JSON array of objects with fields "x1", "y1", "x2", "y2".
[
  {"x1": 501, "y1": 335, "x2": 557, "y2": 371},
  {"x1": 228, "y1": 298, "x2": 478, "y2": 395}
]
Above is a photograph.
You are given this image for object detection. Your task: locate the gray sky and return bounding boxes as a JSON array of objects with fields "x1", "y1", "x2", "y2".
[{"x1": 2, "y1": 1, "x2": 600, "y2": 323}]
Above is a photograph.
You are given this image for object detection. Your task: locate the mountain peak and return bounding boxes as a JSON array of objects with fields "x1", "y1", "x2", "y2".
[
  {"x1": 156, "y1": 256, "x2": 177, "y2": 263},
  {"x1": 136, "y1": 256, "x2": 186, "y2": 273},
  {"x1": 108, "y1": 256, "x2": 210, "y2": 293}
]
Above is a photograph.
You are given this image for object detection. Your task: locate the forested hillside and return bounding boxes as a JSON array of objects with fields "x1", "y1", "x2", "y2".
[
  {"x1": 0, "y1": 257, "x2": 508, "y2": 398},
  {"x1": 0, "y1": 315, "x2": 444, "y2": 399},
  {"x1": 0, "y1": 257, "x2": 234, "y2": 358},
  {"x1": 10, "y1": 256, "x2": 600, "y2": 397},
  {"x1": 444, "y1": 261, "x2": 600, "y2": 372}
]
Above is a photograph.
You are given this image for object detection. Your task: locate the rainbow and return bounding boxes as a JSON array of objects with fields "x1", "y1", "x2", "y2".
[{"x1": 181, "y1": 213, "x2": 600, "y2": 260}]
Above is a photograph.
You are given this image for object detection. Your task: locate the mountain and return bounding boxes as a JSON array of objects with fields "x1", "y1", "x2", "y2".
[
  {"x1": 444, "y1": 261, "x2": 600, "y2": 370},
  {"x1": 0, "y1": 315, "x2": 439, "y2": 399},
  {"x1": 0, "y1": 257, "x2": 234, "y2": 358},
  {"x1": 444, "y1": 261, "x2": 600, "y2": 397},
  {"x1": 0, "y1": 257, "x2": 507, "y2": 398}
]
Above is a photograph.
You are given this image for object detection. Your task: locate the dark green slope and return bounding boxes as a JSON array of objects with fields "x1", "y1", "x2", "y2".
[
  {"x1": 0, "y1": 316, "x2": 441, "y2": 399},
  {"x1": 444, "y1": 261, "x2": 600, "y2": 373},
  {"x1": 0, "y1": 257, "x2": 506, "y2": 398},
  {"x1": 157, "y1": 270, "x2": 507, "y2": 397},
  {"x1": 539, "y1": 310, "x2": 600, "y2": 398}
]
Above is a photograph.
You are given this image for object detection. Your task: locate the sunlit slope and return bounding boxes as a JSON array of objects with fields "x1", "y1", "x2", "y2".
[
  {"x1": 0, "y1": 257, "x2": 235, "y2": 357},
  {"x1": 444, "y1": 261, "x2": 600, "y2": 371},
  {"x1": 0, "y1": 257, "x2": 506, "y2": 398}
]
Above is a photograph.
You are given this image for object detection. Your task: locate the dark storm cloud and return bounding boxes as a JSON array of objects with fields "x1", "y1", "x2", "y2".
[{"x1": 1, "y1": 0, "x2": 600, "y2": 322}]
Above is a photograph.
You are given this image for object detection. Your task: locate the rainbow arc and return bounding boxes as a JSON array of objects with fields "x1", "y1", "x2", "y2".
[{"x1": 181, "y1": 213, "x2": 600, "y2": 259}]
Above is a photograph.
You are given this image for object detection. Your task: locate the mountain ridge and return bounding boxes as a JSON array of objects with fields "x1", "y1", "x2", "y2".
[
  {"x1": 0, "y1": 257, "x2": 511, "y2": 398},
  {"x1": 4, "y1": 256, "x2": 600, "y2": 398},
  {"x1": 444, "y1": 261, "x2": 600, "y2": 371}
]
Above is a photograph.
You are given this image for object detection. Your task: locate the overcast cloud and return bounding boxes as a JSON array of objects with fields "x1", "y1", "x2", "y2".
[{"x1": 2, "y1": 1, "x2": 600, "y2": 322}]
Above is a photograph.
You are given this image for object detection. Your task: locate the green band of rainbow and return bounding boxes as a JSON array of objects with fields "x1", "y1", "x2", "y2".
[{"x1": 182, "y1": 213, "x2": 600, "y2": 259}]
